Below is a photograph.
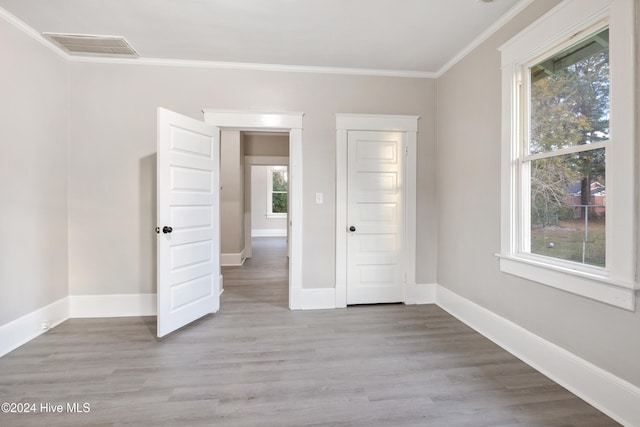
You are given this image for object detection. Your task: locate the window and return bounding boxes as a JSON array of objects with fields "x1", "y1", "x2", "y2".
[
  {"x1": 266, "y1": 166, "x2": 287, "y2": 218},
  {"x1": 499, "y1": 0, "x2": 636, "y2": 310},
  {"x1": 527, "y1": 28, "x2": 609, "y2": 268}
]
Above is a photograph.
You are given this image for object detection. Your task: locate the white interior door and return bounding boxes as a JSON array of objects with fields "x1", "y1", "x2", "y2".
[
  {"x1": 346, "y1": 130, "x2": 405, "y2": 304},
  {"x1": 157, "y1": 107, "x2": 220, "y2": 337}
]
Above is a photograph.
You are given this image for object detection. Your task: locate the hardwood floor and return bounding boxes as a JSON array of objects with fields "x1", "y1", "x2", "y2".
[{"x1": 0, "y1": 237, "x2": 617, "y2": 426}]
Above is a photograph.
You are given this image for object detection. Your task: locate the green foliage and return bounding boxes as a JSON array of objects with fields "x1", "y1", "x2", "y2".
[
  {"x1": 272, "y1": 193, "x2": 287, "y2": 213},
  {"x1": 530, "y1": 49, "x2": 609, "y2": 152},
  {"x1": 529, "y1": 38, "x2": 608, "y2": 229},
  {"x1": 272, "y1": 171, "x2": 288, "y2": 213},
  {"x1": 272, "y1": 171, "x2": 287, "y2": 191}
]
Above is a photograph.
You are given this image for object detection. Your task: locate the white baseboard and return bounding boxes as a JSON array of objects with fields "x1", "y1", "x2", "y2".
[
  {"x1": 435, "y1": 285, "x2": 640, "y2": 427},
  {"x1": 69, "y1": 294, "x2": 157, "y2": 318},
  {"x1": 0, "y1": 297, "x2": 69, "y2": 358},
  {"x1": 289, "y1": 287, "x2": 302, "y2": 310},
  {"x1": 301, "y1": 288, "x2": 336, "y2": 310},
  {"x1": 5, "y1": 284, "x2": 639, "y2": 426},
  {"x1": 252, "y1": 228, "x2": 287, "y2": 237},
  {"x1": 405, "y1": 283, "x2": 436, "y2": 304},
  {"x1": 221, "y1": 250, "x2": 246, "y2": 266}
]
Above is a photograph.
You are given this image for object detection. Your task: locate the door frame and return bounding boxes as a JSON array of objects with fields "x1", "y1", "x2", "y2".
[
  {"x1": 335, "y1": 114, "x2": 419, "y2": 308},
  {"x1": 203, "y1": 110, "x2": 304, "y2": 310}
]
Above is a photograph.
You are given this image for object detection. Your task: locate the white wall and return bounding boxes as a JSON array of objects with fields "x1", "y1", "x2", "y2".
[
  {"x1": 0, "y1": 16, "x2": 69, "y2": 326},
  {"x1": 67, "y1": 63, "x2": 437, "y2": 293},
  {"x1": 251, "y1": 165, "x2": 288, "y2": 234},
  {"x1": 436, "y1": 0, "x2": 640, "y2": 388},
  {"x1": 244, "y1": 133, "x2": 289, "y2": 157},
  {"x1": 220, "y1": 130, "x2": 245, "y2": 254}
]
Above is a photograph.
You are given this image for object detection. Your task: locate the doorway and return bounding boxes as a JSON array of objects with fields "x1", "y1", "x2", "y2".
[
  {"x1": 203, "y1": 110, "x2": 304, "y2": 309},
  {"x1": 224, "y1": 132, "x2": 290, "y2": 308},
  {"x1": 243, "y1": 131, "x2": 290, "y2": 260}
]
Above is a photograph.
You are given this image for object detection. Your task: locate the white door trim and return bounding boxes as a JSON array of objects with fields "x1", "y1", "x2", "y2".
[
  {"x1": 203, "y1": 110, "x2": 304, "y2": 310},
  {"x1": 335, "y1": 114, "x2": 419, "y2": 307}
]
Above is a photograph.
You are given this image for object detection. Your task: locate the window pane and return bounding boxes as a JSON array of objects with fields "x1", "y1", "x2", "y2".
[
  {"x1": 529, "y1": 148, "x2": 605, "y2": 267},
  {"x1": 272, "y1": 171, "x2": 287, "y2": 191},
  {"x1": 272, "y1": 193, "x2": 287, "y2": 213},
  {"x1": 529, "y1": 28, "x2": 609, "y2": 155}
]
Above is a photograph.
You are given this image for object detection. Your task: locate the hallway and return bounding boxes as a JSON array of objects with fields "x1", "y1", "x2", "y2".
[{"x1": 221, "y1": 237, "x2": 289, "y2": 310}]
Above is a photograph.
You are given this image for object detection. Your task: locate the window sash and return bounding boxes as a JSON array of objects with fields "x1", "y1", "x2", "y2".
[
  {"x1": 518, "y1": 45, "x2": 610, "y2": 272},
  {"x1": 266, "y1": 167, "x2": 288, "y2": 217},
  {"x1": 522, "y1": 140, "x2": 608, "y2": 163}
]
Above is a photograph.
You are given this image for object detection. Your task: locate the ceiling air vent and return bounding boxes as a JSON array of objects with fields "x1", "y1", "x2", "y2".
[{"x1": 43, "y1": 33, "x2": 139, "y2": 57}]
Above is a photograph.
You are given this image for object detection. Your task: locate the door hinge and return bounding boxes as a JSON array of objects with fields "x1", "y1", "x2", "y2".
[{"x1": 404, "y1": 145, "x2": 408, "y2": 156}]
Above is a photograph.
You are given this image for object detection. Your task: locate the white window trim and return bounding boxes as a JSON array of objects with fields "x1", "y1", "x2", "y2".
[
  {"x1": 498, "y1": 0, "x2": 637, "y2": 310},
  {"x1": 266, "y1": 166, "x2": 287, "y2": 219}
]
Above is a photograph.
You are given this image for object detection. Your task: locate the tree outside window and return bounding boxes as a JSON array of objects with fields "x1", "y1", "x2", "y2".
[
  {"x1": 526, "y1": 28, "x2": 609, "y2": 267},
  {"x1": 267, "y1": 166, "x2": 287, "y2": 217}
]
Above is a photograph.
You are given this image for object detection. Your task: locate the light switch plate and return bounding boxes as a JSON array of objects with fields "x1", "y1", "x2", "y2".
[{"x1": 315, "y1": 192, "x2": 323, "y2": 204}]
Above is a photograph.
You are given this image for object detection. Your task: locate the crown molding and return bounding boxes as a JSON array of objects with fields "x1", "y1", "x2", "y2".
[
  {"x1": 0, "y1": 6, "x2": 435, "y2": 78},
  {"x1": 68, "y1": 55, "x2": 437, "y2": 78},
  {"x1": 0, "y1": 6, "x2": 69, "y2": 60},
  {"x1": 2, "y1": 1, "x2": 534, "y2": 79},
  {"x1": 435, "y1": 0, "x2": 535, "y2": 77}
]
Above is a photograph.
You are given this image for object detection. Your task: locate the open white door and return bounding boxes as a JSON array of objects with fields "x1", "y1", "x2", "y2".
[{"x1": 157, "y1": 107, "x2": 220, "y2": 337}]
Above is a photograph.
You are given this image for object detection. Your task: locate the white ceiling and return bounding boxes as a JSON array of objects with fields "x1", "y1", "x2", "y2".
[{"x1": 0, "y1": 0, "x2": 526, "y2": 76}]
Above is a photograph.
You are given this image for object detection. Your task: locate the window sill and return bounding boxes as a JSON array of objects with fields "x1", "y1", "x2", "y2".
[
  {"x1": 496, "y1": 254, "x2": 637, "y2": 311},
  {"x1": 266, "y1": 213, "x2": 287, "y2": 219}
]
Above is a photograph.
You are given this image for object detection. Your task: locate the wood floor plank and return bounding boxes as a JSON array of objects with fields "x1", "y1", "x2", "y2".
[{"x1": 0, "y1": 237, "x2": 618, "y2": 426}]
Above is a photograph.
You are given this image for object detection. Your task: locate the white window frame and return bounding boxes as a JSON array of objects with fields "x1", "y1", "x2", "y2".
[
  {"x1": 498, "y1": 0, "x2": 637, "y2": 310},
  {"x1": 266, "y1": 165, "x2": 288, "y2": 219}
]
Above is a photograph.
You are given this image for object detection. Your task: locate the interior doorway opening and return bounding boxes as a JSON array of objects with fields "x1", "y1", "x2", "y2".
[
  {"x1": 243, "y1": 132, "x2": 290, "y2": 261},
  {"x1": 203, "y1": 109, "x2": 304, "y2": 310},
  {"x1": 220, "y1": 131, "x2": 290, "y2": 307}
]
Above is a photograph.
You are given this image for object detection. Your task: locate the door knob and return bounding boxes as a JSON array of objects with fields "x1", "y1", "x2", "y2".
[
  {"x1": 349, "y1": 225, "x2": 356, "y2": 232},
  {"x1": 162, "y1": 226, "x2": 173, "y2": 234}
]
